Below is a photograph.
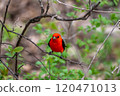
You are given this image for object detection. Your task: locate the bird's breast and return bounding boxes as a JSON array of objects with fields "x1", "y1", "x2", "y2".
[{"x1": 50, "y1": 39, "x2": 63, "y2": 52}]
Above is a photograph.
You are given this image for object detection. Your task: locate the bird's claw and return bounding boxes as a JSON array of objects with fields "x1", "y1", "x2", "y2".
[
  {"x1": 60, "y1": 56, "x2": 63, "y2": 59},
  {"x1": 48, "y1": 51, "x2": 52, "y2": 55}
]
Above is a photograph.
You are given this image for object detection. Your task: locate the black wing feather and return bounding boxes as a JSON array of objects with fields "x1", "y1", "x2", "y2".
[
  {"x1": 62, "y1": 39, "x2": 65, "y2": 50},
  {"x1": 48, "y1": 38, "x2": 65, "y2": 51},
  {"x1": 48, "y1": 38, "x2": 51, "y2": 47}
]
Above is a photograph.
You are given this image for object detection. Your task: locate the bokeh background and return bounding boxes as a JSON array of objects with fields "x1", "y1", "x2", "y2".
[{"x1": 0, "y1": 0, "x2": 120, "y2": 80}]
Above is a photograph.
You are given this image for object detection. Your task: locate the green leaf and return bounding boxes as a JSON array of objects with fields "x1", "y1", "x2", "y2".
[
  {"x1": 62, "y1": 69, "x2": 68, "y2": 73},
  {"x1": 87, "y1": 77, "x2": 92, "y2": 80},
  {"x1": 33, "y1": 24, "x2": 43, "y2": 34},
  {"x1": 113, "y1": 0, "x2": 119, "y2": 6},
  {"x1": 44, "y1": 29, "x2": 51, "y2": 35},
  {"x1": 88, "y1": 70, "x2": 92, "y2": 75},
  {"x1": 117, "y1": 59, "x2": 120, "y2": 64},
  {"x1": 76, "y1": 0, "x2": 81, "y2": 2},
  {"x1": 77, "y1": 70, "x2": 84, "y2": 78},
  {"x1": 77, "y1": 26, "x2": 84, "y2": 31},
  {"x1": 33, "y1": 24, "x2": 42, "y2": 30},
  {"x1": 50, "y1": 22, "x2": 58, "y2": 30},
  {"x1": 35, "y1": 61, "x2": 42, "y2": 66},
  {"x1": 13, "y1": 46, "x2": 24, "y2": 52},
  {"x1": 117, "y1": 72, "x2": 120, "y2": 76},
  {"x1": 56, "y1": 11, "x2": 61, "y2": 15},
  {"x1": 59, "y1": 73, "x2": 65, "y2": 77},
  {"x1": 110, "y1": 13, "x2": 118, "y2": 22},
  {"x1": 52, "y1": 0, "x2": 57, "y2": 3},
  {"x1": 36, "y1": 30, "x2": 43, "y2": 34},
  {"x1": 37, "y1": 40, "x2": 45, "y2": 46},
  {"x1": 8, "y1": 45, "x2": 13, "y2": 51},
  {"x1": 66, "y1": 12, "x2": 74, "y2": 17}
]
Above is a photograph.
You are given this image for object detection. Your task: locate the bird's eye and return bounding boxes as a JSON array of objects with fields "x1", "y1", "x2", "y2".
[{"x1": 57, "y1": 36, "x2": 59, "y2": 38}]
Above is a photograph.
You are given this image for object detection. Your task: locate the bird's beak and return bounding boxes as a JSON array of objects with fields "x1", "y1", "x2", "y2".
[{"x1": 53, "y1": 36, "x2": 57, "y2": 39}]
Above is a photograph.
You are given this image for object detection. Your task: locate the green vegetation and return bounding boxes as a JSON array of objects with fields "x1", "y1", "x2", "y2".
[{"x1": 0, "y1": 0, "x2": 120, "y2": 80}]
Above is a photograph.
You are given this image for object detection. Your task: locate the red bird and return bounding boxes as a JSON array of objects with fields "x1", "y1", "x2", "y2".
[{"x1": 48, "y1": 33, "x2": 65, "y2": 54}]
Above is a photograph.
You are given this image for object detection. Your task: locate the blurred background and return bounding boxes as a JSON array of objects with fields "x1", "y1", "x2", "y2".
[{"x1": 0, "y1": 0, "x2": 120, "y2": 80}]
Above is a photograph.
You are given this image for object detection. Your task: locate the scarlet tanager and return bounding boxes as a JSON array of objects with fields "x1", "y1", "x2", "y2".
[{"x1": 48, "y1": 33, "x2": 65, "y2": 54}]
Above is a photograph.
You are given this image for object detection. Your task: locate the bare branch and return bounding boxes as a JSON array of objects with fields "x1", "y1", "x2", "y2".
[
  {"x1": 112, "y1": 67, "x2": 118, "y2": 74},
  {"x1": 45, "y1": 0, "x2": 50, "y2": 15},
  {"x1": 112, "y1": 63, "x2": 120, "y2": 74},
  {"x1": 56, "y1": 0, "x2": 120, "y2": 14},
  {"x1": 17, "y1": 64, "x2": 24, "y2": 71},
  {"x1": 117, "y1": 64, "x2": 120, "y2": 73},
  {"x1": 89, "y1": 0, "x2": 91, "y2": 8},
  {"x1": 38, "y1": 0, "x2": 44, "y2": 14}
]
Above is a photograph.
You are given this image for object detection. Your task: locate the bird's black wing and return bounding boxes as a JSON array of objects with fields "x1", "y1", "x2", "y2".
[
  {"x1": 62, "y1": 39, "x2": 66, "y2": 50},
  {"x1": 48, "y1": 38, "x2": 51, "y2": 47}
]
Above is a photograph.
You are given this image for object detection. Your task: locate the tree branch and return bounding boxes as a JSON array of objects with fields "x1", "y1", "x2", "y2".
[
  {"x1": 0, "y1": 0, "x2": 11, "y2": 56},
  {"x1": 45, "y1": 0, "x2": 50, "y2": 15},
  {"x1": 0, "y1": 20, "x2": 85, "y2": 68},
  {"x1": 38, "y1": 0, "x2": 44, "y2": 14},
  {"x1": 56, "y1": 0, "x2": 120, "y2": 14},
  {"x1": 0, "y1": 0, "x2": 100, "y2": 80}
]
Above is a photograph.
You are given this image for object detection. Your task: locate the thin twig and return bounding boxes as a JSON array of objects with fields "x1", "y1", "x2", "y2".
[
  {"x1": 0, "y1": 59, "x2": 18, "y2": 80},
  {"x1": 112, "y1": 63, "x2": 120, "y2": 74},
  {"x1": 14, "y1": 20, "x2": 31, "y2": 79},
  {"x1": 0, "y1": 0, "x2": 11, "y2": 56},
  {"x1": 17, "y1": 64, "x2": 24, "y2": 71},
  {"x1": 82, "y1": 20, "x2": 120, "y2": 80},
  {"x1": 56, "y1": 0, "x2": 120, "y2": 14},
  {"x1": 89, "y1": 0, "x2": 91, "y2": 8},
  {"x1": 89, "y1": 0, "x2": 91, "y2": 16},
  {"x1": 112, "y1": 67, "x2": 118, "y2": 74},
  {"x1": 117, "y1": 64, "x2": 120, "y2": 73},
  {"x1": 45, "y1": 0, "x2": 50, "y2": 15},
  {"x1": 38, "y1": 0, "x2": 44, "y2": 14}
]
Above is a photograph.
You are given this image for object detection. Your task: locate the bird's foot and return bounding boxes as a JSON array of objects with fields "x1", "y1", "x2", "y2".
[
  {"x1": 60, "y1": 56, "x2": 63, "y2": 59},
  {"x1": 48, "y1": 51, "x2": 53, "y2": 55}
]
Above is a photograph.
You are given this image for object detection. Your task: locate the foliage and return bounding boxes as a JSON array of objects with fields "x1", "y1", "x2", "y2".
[{"x1": 0, "y1": 0, "x2": 120, "y2": 80}]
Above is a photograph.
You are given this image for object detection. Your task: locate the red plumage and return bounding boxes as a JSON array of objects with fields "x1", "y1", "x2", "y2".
[{"x1": 48, "y1": 33, "x2": 65, "y2": 53}]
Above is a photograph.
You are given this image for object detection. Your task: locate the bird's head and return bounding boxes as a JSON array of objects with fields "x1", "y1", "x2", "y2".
[{"x1": 52, "y1": 33, "x2": 61, "y2": 40}]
